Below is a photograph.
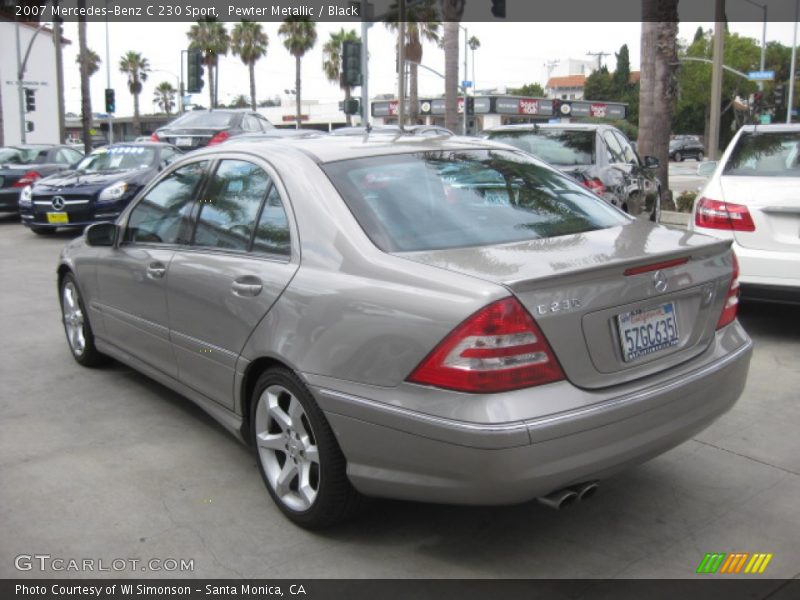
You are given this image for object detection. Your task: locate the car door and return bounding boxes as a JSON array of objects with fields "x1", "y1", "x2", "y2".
[
  {"x1": 95, "y1": 160, "x2": 210, "y2": 377},
  {"x1": 165, "y1": 157, "x2": 299, "y2": 409}
]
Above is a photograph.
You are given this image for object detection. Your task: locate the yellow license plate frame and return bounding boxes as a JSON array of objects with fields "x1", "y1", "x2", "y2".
[{"x1": 46, "y1": 212, "x2": 69, "y2": 224}]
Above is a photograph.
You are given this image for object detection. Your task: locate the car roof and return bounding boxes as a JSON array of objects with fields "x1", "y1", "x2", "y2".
[
  {"x1": 739, "y1": 123, "x2": 800, "y2": 133},
  {"x1": 188, "y1": 134, "x2": 506, "y2": 164},
  {"x1": 486, "y1": 123, "x2": 608, "y2": 133}
]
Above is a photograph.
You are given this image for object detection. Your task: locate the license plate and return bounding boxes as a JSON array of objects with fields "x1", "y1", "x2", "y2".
[
  {"x1": 46, "y1": 212, "x2": 69, "y2": 224},
  {"x1": 175, "y1": 137, "x2": 193, "y2": 147},
  {"x1": 617, "y1": 302, "x2": 679, "y2": 362}
]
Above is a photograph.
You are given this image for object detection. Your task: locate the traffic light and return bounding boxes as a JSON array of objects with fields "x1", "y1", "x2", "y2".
[
  {"x1": 342, "y1": 41, "x2": 362, "y2": 88},
  {"x1": 24, "y1": 88, "x2": 36, "y2": 112},
  {"x1": 186, "y1": 50, "x2": 204, "y2": 94},
  {"x1": 774, "y1": 83, "x2": 785, "y2": 107},
  {"x1": 341, "y1": 98, "x2": 360, "y2": 115},
  {"x1": 26, "y1": 121, "x2": 34, "y2": 133},
  {"x1": 491, "y1": 0, "x2": 506, "y2": 18},
  {"x1": 105, "y1": 88, "x2": 116, "y2": 113},
  {"x1": 466, "y1": 96, "x2": 475, "y2": 115}
]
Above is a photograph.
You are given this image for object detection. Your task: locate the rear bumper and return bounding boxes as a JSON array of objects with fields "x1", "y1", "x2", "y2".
[
  {"x1": 734, "y1": 242, "x2": 800, "y2": 293},
  {"x1": 311, "y1": 324, "x2": 752, "y2": 505}
]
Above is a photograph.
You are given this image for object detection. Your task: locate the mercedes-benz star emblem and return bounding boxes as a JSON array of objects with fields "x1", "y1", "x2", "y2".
[
  {"x1": 52, "y1": 196, "x2": 65, "y2": 210},
  {"x1": 653, "y1": 270, "x2": 668, "y2": 293}
]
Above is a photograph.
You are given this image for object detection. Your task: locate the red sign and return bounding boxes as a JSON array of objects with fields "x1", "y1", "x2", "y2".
[
  {"x1": 457, "y1": 98, "x2": 464, "y2": 114},
  {"x1": 388, "y1": 101, "x2": 399, "y2": 116},
  {"x1": 590, "y1": 103, "x2": 608, "y2": 118},
  {"x1": 519, "y1": 99, "x2": 539, "y2": 115},
  {"x1": 282, "y1": 114, "x2": 309, "y2": 122}
]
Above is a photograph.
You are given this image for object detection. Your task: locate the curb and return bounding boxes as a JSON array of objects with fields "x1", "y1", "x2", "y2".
[{"x1": 659, "y1": 211, "x2": 690, "y2": 228}]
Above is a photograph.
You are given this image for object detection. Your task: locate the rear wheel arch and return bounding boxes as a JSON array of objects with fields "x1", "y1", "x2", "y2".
[{"x1": 240, "y1": 356, "x2": 296, "y2": 443}]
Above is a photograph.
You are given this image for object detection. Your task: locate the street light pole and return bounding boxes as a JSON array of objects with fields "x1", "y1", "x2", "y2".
[
  {"x1": 462, "y1": 25, "x2": 468, "y2": 135},
  {"x1": 708, "y1": 0, "x2": 725, "y2": 160},
  {"x1": 743, "y1": 0, "x2": 768, "y2": 91},
  {"x1": 360, "y1": 2, "x2": 370, "y2": 127},
  {"x1": 105, "y1": 4, "x2": 113, "y2": 143}
]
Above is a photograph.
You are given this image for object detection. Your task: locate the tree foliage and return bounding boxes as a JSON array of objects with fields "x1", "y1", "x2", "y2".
[{"x1": 510, "y1": 82, "x2": 544, "y2": 97}]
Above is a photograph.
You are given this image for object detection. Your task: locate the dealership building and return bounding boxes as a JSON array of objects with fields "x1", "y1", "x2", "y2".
[{"x1": 0, "y1": 17, "x2": 66, "y2": 146}]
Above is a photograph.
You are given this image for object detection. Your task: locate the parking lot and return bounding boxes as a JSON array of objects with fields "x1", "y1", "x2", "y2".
[{"x1": 1, "y1": 214, "x2": 798, "y2": 580}]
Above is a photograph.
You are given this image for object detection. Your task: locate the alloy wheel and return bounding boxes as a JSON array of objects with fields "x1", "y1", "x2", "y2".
[
  {"x1": 62, "y1": 281, "x2": 86, "y2": 357},
  {"x1": 254, "y1": 384, "x2": 321, "y2": 512}
]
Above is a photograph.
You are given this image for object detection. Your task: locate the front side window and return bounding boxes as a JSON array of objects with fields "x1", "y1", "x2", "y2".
[
  {"x1": 192, "y1": 160, "x2": 271, "y2": 251},
  {"x1": 125, "y1": 161, "x2": 208, "y2": 244},
  {"x1": 323, "y1": 149, "x2": 627, "y2": 253},
  {"x1": 723, "y1": 131, "x2": 800, "y2": 177}
]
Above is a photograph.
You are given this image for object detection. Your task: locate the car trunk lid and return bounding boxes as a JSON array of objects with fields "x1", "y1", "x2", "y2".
[
  {"x1": 719, "y1": 175, "x2": 800, "y2": 254},
  {"x1": 401, "y1": 220, "x2": 734, "y2": 389},
  {"x1": 157, "y1": 127, "x2": 224, "y2": 149}
]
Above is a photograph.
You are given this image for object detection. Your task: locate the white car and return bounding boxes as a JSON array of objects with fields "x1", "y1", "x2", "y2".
[{"x1": 691, "y1": 124, "x2": 800, "y2": 303}]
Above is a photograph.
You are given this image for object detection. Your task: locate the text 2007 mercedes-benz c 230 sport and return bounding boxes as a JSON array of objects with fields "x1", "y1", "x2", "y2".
[{"x1": 57, "y1": 135, "x2": 752, "y2": 528}]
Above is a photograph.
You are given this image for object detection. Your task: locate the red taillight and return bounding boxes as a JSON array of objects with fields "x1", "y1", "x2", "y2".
[
  {"x1": 624, "y1": 257, "x2": 690, "y2": 276},
  {"x1": 13, "y1": 170, "x2": 41, "y2": 187},
  {"x1": 695, "y1": 197, "x2": 755, "y2": 232},
  {"x1": 208, "y1": 131, "x2": 230, "y2": 145},
  {"x1": 150, "y1": 133, "x2": 160, "y2": 142},
  {"x1": 716, "y1": 252, "x2": 740, "y2": 330},
  {"x1": 582, "y1": 177, "x2": 605, "y2": 196},
  {"x1": 407, "y1": 297, "x2": 565, "y2": 393}
]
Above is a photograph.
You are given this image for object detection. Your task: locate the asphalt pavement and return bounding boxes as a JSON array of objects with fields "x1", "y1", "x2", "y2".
[{"x1": 1, "y1": 215, "x2": 798, "y2": 579}]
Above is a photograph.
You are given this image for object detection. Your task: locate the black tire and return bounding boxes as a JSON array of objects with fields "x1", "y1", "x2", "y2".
[
  {"x1": 31, "y1": 226, "x2": 56, "y2": 236},
  {"x1": 674, "y1": 151, "x2": 683, "y2": 162},
  {"x1": 59, "y1": 273, "x2": 107, "y2": 367},
  {"x1": 697, "y1": 150, "x2": 704, "y2": 162},
  {"x1": 251, "y1": 367, "x2": 365, "y2": 529}
]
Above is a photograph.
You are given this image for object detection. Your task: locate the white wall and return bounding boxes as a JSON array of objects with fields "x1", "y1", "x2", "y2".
[{"x1": 1, "y1": 21, "x2": 61, "y2": 145}]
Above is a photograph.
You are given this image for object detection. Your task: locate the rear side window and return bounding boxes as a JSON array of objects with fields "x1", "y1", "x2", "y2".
[
  {"x1": 487, "y1": 130, "x2": 595, "y2": 166},
  {"x1": 125, "y1": 161, "x2": 208, "y2": 244},
  {"x1": 192, "y1": 160, "x2": 272, "y2": 252},
  {"x1": 323, "y1": 149, "x2": 627, "y2": 253},
  {"x1": 724, "y1": 131, "x2": 800, "y2": 177}
]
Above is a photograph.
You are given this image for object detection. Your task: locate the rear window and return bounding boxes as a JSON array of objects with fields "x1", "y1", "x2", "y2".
[
  {"x1": 486, "y1": 129, "x2": 595, "y2": 166},
  {"x1": 0, "y1": 147, "x2": 43, "y2": 164},
  {"x1": 167, "y1": 111, "x2": 237, "y2": 128},
  {"x1": 723, "y1": 131, "x2": 800, "y2": 177},
  {"x1": 322, "y1": 149, "x2": 627, "y2": 253}
]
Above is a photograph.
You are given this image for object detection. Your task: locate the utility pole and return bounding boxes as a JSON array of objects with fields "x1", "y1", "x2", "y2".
[
  {"x1": 105, "y1": 4, "x2": 113, "y2": 143},
  {"x1": 361, "y1": 1, "x2": 370, "y2": 127},
  {"x1": 788, "y1": 0, "x2": 799, "y2": 123},
  {"x1": 586, "y1": 51, "x2": 610, "y2": 71},
  {"x1": 53, "y1": 8, "x2": 65, "y2": 144},
  {"x1": 743, "y1": 0, "x2": 768, "y2": 91},
  {"x1": 708, "y1": 0, "x2": 725, "y2": 160},
  {"x1": 462, "y1": 25, "x2": 468, "y2": 135},
  {"x1": 16, "y1": 20, "x2": 27, "y2": 143},
  {"x1": 397, "y1": 0, "x2": 406, "y2": 128}
]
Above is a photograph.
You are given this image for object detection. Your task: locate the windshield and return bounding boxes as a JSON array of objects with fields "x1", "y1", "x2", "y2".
[
  {"x1": 76, "y1": 146, "x2": 156, "y2": 172},
  {"x1": 0, "y1": 147, "x2": 42, "y2": 164},
  {"x1": 167, "y1": 111, "x2": 237, "y2": 128},
  {"x1": 323, "y1": 149, "x2": 627, "y2": 253},
  {"x1": 487, "y1": 129, "x2": 595, "y2": 166},
  {"x1": 723, "y1": 131, "x2": 800, "y2": 177}
]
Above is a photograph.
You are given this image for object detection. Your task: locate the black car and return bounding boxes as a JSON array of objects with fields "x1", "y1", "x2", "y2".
[
  {"x1": 19, "y1": 142, "x2": 181, "y2": 235},
  {"x1": 669, "y1": 136, "x2": 704, "y2": 162},
  {"x1": 0, "y1": 144, "x2": 84, "y2": 215},
  {"x1": 484, "y1": 123, "x2": 661, "y2": 218},
  {"x1": 152, "y1": 109, "x2": 275, "y2": 150}
]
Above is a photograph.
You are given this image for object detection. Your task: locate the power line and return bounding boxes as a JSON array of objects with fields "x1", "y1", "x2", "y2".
[{"x1": 586, "y1": 51, "x2": 610, "y2": 71}]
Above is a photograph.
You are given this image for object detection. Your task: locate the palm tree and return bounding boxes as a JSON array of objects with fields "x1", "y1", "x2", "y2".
[
  {"x1": 278, "y1": 17, "x2": 317, "y2": 128},
  {"x1": 77, "y1": 1, "x2": 92, "y2": 153},
  {"x1": 385, "y1": 1, "x2": 440, "y2": 124},
  {"x1": 76, "y1": 48, "x2": 101, "y2": 78},
  {"x1": 187, "y1": 18, "x2": 230, "y2": 109},
  {"x1": 441, "y1": 1, "x2": 464, "y2": 132},
  {"x1": 231, "y1": 20, "x2": 269, "y2": 111},
  {"x1": 638, "y1": 0, "x2": 679, "y2": 205},
  {"x1": 153, "y1": 81, "x2": 176, "y2": 115},
  {"x1": 119, "y1": 51, "x2": 150, "y2": 136},
  {"x1": 322, "y1": 28, "x2": 360, "y2": 126}
]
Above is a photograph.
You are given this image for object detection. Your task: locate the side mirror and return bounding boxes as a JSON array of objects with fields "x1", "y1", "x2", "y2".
[
  {"x1": 697, "y1": 161, "x2": 718, "y2": 178},
  {"x1": 85, "y1": 222, "x2": 118, "y2": 247},
  {"x1": 644, "y1": 155, "x2": 660, "y2": 169}
]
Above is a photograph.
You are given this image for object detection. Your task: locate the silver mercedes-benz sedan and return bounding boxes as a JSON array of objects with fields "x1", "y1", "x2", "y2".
[{"x1": 57, "y1": 135, "x2": 752, "y2": 528}]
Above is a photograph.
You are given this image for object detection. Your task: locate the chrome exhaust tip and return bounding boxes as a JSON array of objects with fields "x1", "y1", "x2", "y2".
[
  {"x1": 537, "y1": 489, "x2": 579, "y2": 510},
  {"x1": 572, "y1": 481, "x2": 599, "y2": 501}
]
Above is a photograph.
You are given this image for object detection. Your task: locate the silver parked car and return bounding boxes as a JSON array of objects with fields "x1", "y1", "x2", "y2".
[{"x1": 58, "y1": 135, "x2": 752, "y2": 528}]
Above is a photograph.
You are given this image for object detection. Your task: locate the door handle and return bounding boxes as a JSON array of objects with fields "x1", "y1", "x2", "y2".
[
  {"x1": 146, "y1": 262, "x2": 167, "y2": 279},
  {"x1": 232, "y1": 276, "x2": 263, "y2": 297}
]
